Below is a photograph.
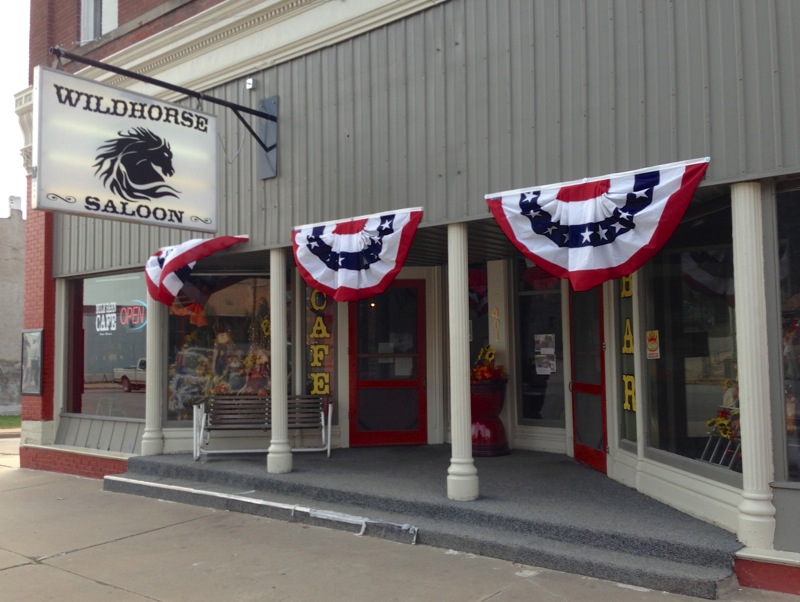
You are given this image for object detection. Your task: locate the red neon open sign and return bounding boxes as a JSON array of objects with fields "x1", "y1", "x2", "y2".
[{"x1": 118, "y1": 302, "x2": 147, "y2": 330}]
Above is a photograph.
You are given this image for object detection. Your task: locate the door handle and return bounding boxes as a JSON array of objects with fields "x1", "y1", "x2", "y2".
[{"x1": 568, "y1": 381, "x2": 573, "y2": 392}]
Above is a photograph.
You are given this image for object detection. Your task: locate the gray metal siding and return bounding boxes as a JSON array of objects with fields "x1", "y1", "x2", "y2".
[
  {"x1": 54, "y1": 213, "x2": 188, "y2": 276},
  {"x1": 54, "y1": 0, "x2": 800, "y2": 277},
  {"x1": 55, "y1": 414, "x2": 144, "y2": 454}
]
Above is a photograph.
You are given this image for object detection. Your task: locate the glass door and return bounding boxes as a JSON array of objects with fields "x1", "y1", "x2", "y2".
[
  {"x1": 348, "y1": 280, "x2": 427, "y2": 446},
  {"x1": 570, "y1": 286, "x2": 607, "y2": 472}
]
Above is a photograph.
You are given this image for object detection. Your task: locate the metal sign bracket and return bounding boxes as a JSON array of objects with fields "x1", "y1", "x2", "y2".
[{"x1": 49, "y1": 47, "x2": 278, "y2": 179}]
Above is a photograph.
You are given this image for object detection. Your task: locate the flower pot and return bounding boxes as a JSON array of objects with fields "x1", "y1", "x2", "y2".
[{"x1": 470, "y1": 380, "x2": 510, "y2": 456}]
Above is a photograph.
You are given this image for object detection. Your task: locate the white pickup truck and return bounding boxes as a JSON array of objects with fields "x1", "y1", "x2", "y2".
[{"x1": 113, "y1": 358, "x2": 146, "y2": 392}]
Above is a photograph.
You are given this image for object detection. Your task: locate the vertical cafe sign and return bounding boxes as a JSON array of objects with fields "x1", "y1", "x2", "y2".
[
  {"x1": 306, "y1": 289, "x2": 334, "y2": 396},
  {"x1": 32, "y1": 66, "x2": 218, "y2": 232}
]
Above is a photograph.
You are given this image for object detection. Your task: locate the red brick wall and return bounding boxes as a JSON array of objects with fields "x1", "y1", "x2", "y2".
[
  {"x1": 20, "y1": 446, "x2": 128, "y2": 479},
  {"x1": 735, "y1": 558, "x2": 800, "y2": 596},
  {"x1": 28, "y1": 0, "x2": 228, "y2": 80},
  {"x1": 28, "y1": 0, "x2": 80, "y2": 82},
  {"x1": 118, "y1": 0, "x2": 176, "y2": 25},
  {"x1": 86, "y1": 0, "x2": 226, "y2": 62},
  {"x1": 21, "y1": 178, "x2": 55, "y2": 423}
]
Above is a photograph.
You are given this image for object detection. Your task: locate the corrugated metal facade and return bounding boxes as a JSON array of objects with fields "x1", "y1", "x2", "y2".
[{"x1": 54, "y1": 0, "x2": 800, "y2": 277}]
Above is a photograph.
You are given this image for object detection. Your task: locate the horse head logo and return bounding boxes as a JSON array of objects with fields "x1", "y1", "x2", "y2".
[{"x1": 94, "y1": 127, "x2": 180, "y2": 202}]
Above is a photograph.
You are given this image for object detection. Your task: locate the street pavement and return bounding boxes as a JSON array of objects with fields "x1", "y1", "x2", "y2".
[{"x1": 1, "y1": 433, "x2": 798, "y2": 602}]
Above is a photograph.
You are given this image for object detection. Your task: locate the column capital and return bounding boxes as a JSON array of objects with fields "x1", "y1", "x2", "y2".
[{"x1": 15, "y1": 86, "x2": 33, "y2": 177}]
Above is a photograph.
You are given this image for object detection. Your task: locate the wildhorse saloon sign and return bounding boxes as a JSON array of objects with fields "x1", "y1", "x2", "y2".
[{"x1": 32, "y1": 67, "x2": 217, "y2": 232}]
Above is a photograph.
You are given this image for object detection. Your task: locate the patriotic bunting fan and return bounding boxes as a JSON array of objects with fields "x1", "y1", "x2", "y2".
[
  {"x1": 293, "y1": 208, "x2": 423, "y2": 302},
  {"x1": 485, "y1": 158, "x2": 710, "y2": 291},
  {"x1": 145, "y1": 235, "x2": 249, "y2": 305}
]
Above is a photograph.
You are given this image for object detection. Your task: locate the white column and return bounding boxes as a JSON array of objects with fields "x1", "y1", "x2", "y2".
[
  {"x1": 447, "y1": 223, "x2": 479, "y2": 500},
  {"x1": 267, "y1": 248, "x2": 292, "y2": 473},
  {"x1": 731, "y1": 181, "x2": 776, "y2": 549},
  {"x1": 140, "y1": 293, "x2": 165, "y2": 455}
]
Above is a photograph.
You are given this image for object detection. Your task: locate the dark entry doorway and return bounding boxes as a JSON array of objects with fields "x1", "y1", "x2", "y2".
[
  {"x1": 569, "y1": 286, "x2": 607, "y2": 472},
  {"x1": 348, "y1": 280, "x2": 427, "y2": 446}
]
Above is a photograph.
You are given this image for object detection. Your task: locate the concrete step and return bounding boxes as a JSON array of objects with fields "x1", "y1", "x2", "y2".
[{"x1": 106, "y1": 454, "x2": 741, "y2": 599}]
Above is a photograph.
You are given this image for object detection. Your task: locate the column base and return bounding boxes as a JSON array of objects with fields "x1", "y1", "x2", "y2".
[
  {"x1": 267, "y1": 442, "x2": 293, "y2": 474},
  {"x1": 140, "y1": 430, "x2": 164, "y2": 456},
  {"x1": 447, "y1": 457, "x2": 479, "y2": 500},
  {"x1": 447, "y1": 474, "x2": 479, "y2": 500},
  {"x1": 737, "y1": 493, "x2": 776, "y2": 549}
]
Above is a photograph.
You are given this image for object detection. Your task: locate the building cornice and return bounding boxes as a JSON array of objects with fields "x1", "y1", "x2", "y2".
[
  {"x1": 75, "y1": 0, "x2": 444, "y2": 99},
  {"x1": 14, "y1": 87, "x2": 33, "y2": 175}
]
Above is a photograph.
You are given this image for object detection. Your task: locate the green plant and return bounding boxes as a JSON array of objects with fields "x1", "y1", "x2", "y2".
[{"x1": 0, "y1": 415, "x2": 21, "y2": 429}]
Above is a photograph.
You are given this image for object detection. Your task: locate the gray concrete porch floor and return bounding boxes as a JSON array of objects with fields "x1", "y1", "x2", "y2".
[{"x1": 108, "y1": 445, "x2": 744, "y2": 599}]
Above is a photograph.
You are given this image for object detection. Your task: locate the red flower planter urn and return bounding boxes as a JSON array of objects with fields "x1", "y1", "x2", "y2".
[{"x1": 470, "y1": 380, "x2": 510, "y2": 456}]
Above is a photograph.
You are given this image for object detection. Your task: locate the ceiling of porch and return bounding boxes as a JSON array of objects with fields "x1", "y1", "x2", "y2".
[
  {"x1": 195, "y1": 217, "x2": 519, "y2": 274},
  {"x1": 405, "y1": 219, "x2": 519, "y2": 267}
]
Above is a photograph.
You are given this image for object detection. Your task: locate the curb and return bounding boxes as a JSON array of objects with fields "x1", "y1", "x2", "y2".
[
  {"x1": 0, "y1": 429, "x2": 21, "y2": 439},
  {"x1": 104, "y1": 475, "x2": 419, "y2": 544}
]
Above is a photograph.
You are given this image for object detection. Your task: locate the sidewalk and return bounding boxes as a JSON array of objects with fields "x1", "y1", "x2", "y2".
[
  {"x1": 2, "y1": 436, "x2": 799, "y2": 601},
  {"x1": 0, "y1": 431, "x2": 20, "y2": 468},
  {"x1": 0, "y1": 427, "x2": 21, "y2": 439}
]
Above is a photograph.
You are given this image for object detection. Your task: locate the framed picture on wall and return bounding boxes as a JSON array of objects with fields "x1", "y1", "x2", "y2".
[{"x1": 21, "y1": 329, "x2": 43, "y2": 396}]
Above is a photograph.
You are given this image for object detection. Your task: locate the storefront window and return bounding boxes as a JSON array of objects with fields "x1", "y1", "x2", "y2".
[
  {"x1": 643, "y1": 194, "x2": 740, "y2": 472},
  {"x1": 617, "y1": 276, "x2": 637, "y2": 443},
  {"x1": 777, "y1": 190, "x2": 800, "y2": 481},
  {"x1": 166, "y1": 275, "x2": 285, "y2": 422},
  {"x1": 517, "y1": 259, "x2": 565, "y2": 425},
  {"x1": 70, "y1": 273, "x2": 147, "y2": 418}
]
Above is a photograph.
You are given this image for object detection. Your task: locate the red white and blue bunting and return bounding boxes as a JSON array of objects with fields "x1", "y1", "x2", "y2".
[
  {"x1": 485, "y1": 158, "x2": 710, "y2": 291},
  {"x1": 292, "y1": 208, "x2": 423, "y2": 302},
  {"x1": 145, "y1": 235, "x2": 249, "y2": 305}
]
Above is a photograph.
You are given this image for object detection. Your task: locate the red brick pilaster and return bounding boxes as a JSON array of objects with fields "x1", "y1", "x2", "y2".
[{"x1": 21, "y1": 177, "x2": 56, "y2": 423}]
